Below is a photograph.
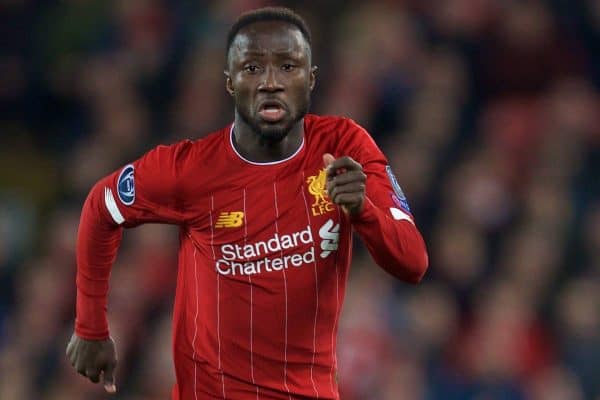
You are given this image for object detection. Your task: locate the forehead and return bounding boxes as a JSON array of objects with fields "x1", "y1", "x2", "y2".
[{"x1": 231, "y1": 20, "x2": 308, "y2": 58}]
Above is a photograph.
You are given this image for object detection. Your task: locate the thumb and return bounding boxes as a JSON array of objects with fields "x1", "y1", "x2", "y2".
[
  {"x1": 323, "y1": 153, "x2": 335, "y2": 169},
  {"x1": 103, "y1": 363, "x2": 117, "y2": 394}
]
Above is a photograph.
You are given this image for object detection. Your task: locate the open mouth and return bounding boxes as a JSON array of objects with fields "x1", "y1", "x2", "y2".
[{"x1": 258, "y1": 101, "x2": 287, "y2": 122}]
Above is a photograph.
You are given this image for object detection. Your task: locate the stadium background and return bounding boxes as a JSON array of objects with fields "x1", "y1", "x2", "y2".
[{"x1": 1, "y1": 0, "x2": 599, "y2": 399}]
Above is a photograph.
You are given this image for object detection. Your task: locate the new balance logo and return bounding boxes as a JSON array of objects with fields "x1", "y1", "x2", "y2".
[
  {"x1": 319, "y1": 219, "x2": 339, "y2": 258},
  {"x1": 215, "y1": 211, "x2": 244, "y2": 228}
]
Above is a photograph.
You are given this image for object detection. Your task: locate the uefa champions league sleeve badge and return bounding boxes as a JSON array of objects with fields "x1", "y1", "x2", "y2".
[
  {"x1": 117, "y1": 164, "x2": 135, "y2": 206},
  {"x1": 385, "y1": 165, "x2": 410, "y2": 213}
]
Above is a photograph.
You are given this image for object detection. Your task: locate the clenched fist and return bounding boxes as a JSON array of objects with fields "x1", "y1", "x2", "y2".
[{"x1": 66, "y1": 333, "x2": 117, "y2": 394}]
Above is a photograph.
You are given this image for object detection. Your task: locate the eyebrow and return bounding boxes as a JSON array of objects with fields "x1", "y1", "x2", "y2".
[{"x1": 240, "y1": 50, "x2": 303, "y2": 56}]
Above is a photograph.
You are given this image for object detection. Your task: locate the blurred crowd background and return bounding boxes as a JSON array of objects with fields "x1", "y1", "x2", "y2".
[{"x1": 1, "y1": 0, "x2": 599, "y2": 399}]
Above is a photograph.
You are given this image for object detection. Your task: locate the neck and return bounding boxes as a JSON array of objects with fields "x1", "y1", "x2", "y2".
[{"x1": 232, "y1": 113, "x2": 304, "y2": 163}]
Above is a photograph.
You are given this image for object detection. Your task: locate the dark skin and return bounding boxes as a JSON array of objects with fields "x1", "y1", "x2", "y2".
[
  {"x1": 224, "y1": 21, "x2": 365, "y2": 211},
  {"x1": 67, "y1": 19, "x2": 366, "y2": 393},
  {"x1": 225, "y1": 20, "x2": 315, "y2": 162},
  {"x1": 66, "y1": 334, "x2": 117, "y2": 393}
]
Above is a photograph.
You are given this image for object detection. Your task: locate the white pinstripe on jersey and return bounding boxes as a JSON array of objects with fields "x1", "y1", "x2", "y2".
[
  {"x1": 191, "y1": 246, "x2": 199, "y2": 400},
  {"x1": 273, "y1": 181, "x2": 292, "y2": 399},
  {"x1": 210, "y1": 195, "x2": 226, "y2": 398},
  {"x1": 243, "y1": 188, "x2": 261, "y2": 399},
  {"x1": 300, "y1": 171, "x2": 321, "y2": 398},
  {"x1": 330, "y1": 207, "x2": 342, "y2": 396}
]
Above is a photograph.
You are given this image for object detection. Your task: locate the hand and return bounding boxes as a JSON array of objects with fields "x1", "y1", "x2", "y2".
[
  {"x1": 66, "y1": 333, "x2": 117, "y2": 394},
  {"x1": 323, "y1": 153, "x2": 366, "y2": 216}
]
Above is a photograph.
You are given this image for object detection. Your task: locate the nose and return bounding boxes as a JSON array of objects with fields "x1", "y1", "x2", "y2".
[{"x1": 258, "y1": 66, "x2": 284, "y2": 92}]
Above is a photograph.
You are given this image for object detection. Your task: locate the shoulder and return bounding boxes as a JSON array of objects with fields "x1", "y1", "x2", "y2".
[
  {"x1": 305, "y1": 114, "x2": 370, "y2": 139},
  {"x1": 305, "y1": 113, "x2": 359, "y2": 131},
  {"x1": 305, "y1": 114, "x2": 375, "y2": 148},
  {"x1": 152, "y1": 126, "x2": 228, "y2": 167},
  {"x1": 305, "y1": 115, "x2": 383, "y2": 165}
]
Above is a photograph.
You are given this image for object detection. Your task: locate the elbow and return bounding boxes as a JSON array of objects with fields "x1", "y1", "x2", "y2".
[
  {"x1": 380, "y1": 250, "x2": 428, "y2": 284},
  {"x1": 403, "y1": 249, "x2": 429, "y2": 284}
]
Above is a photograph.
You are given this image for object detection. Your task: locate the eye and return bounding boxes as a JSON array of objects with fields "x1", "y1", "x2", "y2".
[
  {"x1": 281, "y1": 63, "x2": 296, "y2": 72},
  {"x1": 244, "y1": 65, "x2": 260, "y2": 73}
]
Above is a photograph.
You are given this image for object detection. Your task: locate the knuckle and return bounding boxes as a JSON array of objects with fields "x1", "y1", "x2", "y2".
[{"x1": 347, "y1": 156, "x2": 360, "y2": 166}]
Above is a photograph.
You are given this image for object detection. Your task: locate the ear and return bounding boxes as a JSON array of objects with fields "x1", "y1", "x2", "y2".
[
  {"x1": 309, "y1": 65, "x2": 318, "y2": 91},
  {"x1": 224, "y1": 70, "x2": 234, "y2": 96}
]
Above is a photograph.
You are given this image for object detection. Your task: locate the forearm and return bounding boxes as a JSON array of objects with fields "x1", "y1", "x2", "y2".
[
  {"x1": 75, "y1": 180, "x2": 123, "y2": 339},
  {"x1": 351, "y1": 197, "x2": 428, "y2": 283}
]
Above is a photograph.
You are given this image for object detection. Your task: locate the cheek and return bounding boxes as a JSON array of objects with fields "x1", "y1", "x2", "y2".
[
  {"x1": 232, "y1": 83, "x2": 254, "y2": 104},
  {"x1": 289, "y1": 75, "x2": 310, "y2": 96},
  {"x1": 292, "y1": 83, "x2": 312, "y2": 103},
  {"x1": 233, "y1": 75, "x2": 255, "y2": 94}
]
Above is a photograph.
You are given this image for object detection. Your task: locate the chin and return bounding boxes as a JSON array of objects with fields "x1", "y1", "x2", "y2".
[
  {"x1": 257, "y1": 126, "x2": 289, "y2": 143},
  {"x1": 255, "y1": 119, "x2": 295, "y2": 142}
]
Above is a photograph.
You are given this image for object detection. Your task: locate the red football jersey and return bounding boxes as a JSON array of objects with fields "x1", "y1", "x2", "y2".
[{"x1": 75, "y1": 114, "x2": 428, "y2": 399}]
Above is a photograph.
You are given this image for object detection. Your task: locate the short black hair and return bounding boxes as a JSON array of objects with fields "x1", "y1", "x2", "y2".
[{"x1": 226, "y1": 7, "x2": 312, "y2": 60}]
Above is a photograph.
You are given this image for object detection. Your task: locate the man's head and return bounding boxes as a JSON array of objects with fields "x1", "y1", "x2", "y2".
[{"x1": 224, "y1": 7, "x2": 317, "y2": 143}]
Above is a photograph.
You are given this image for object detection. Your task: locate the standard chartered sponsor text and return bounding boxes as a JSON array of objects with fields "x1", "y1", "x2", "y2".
[{"x1": 216, "y1": 225, "x2": 316, "y2": 276}]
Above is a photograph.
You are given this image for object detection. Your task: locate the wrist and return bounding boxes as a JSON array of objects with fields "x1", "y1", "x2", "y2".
[
  {"x1": 76, "y1": 289, "x2": 110, "y2": 340},
  {"x1": 349, "y1": 196, "x2": 376, "y2": 223}
]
